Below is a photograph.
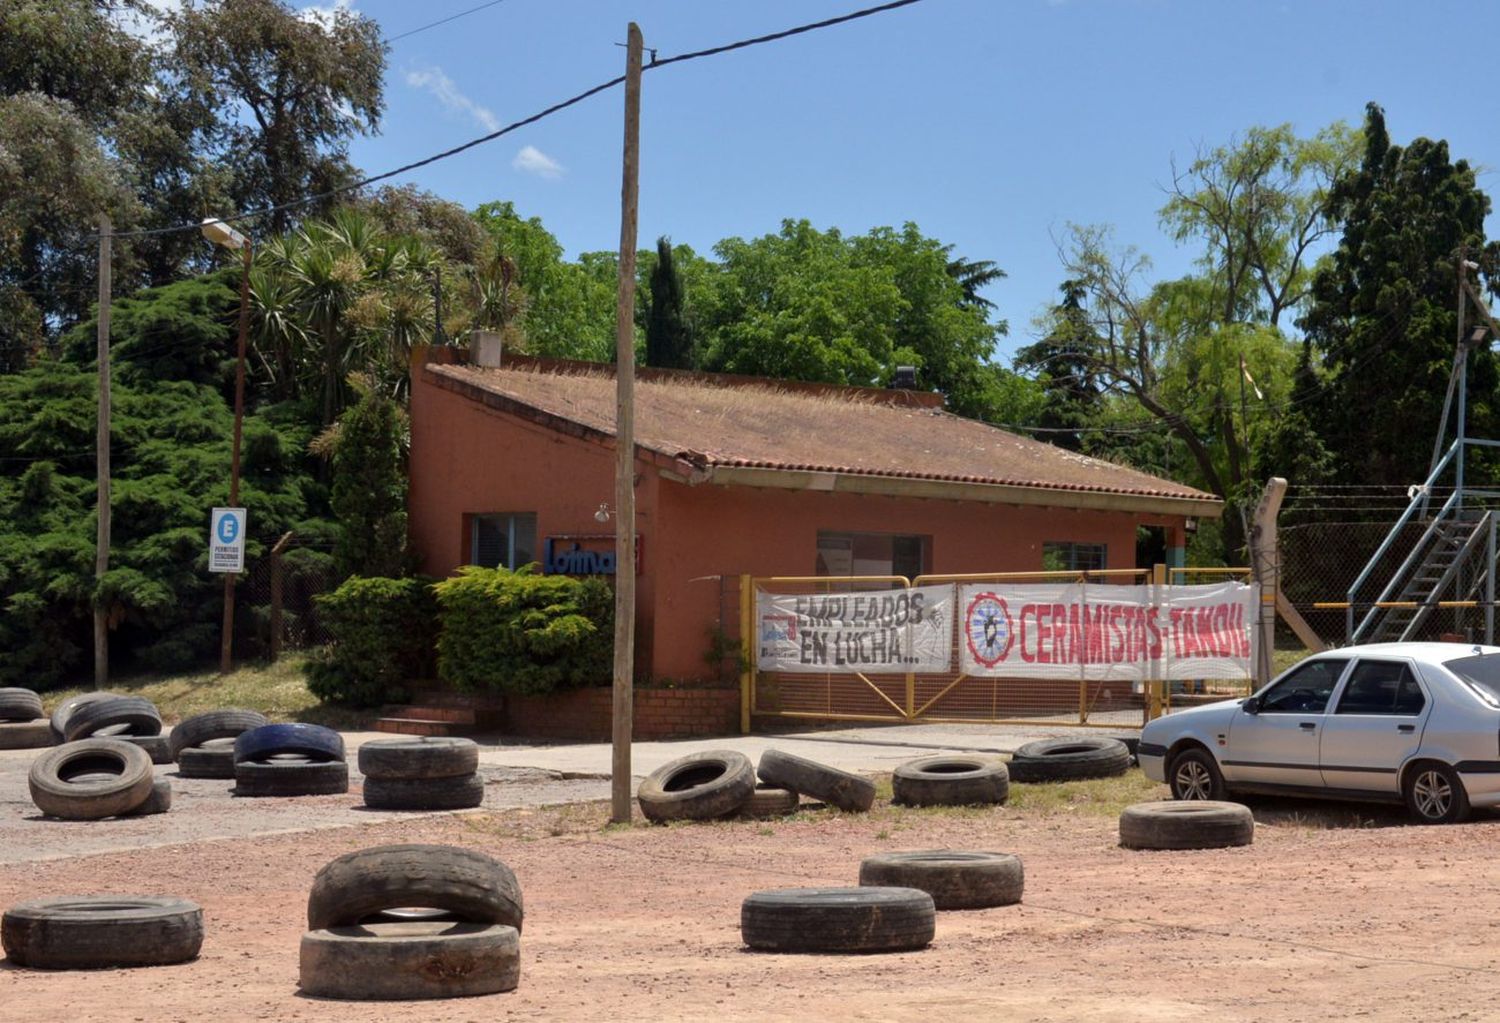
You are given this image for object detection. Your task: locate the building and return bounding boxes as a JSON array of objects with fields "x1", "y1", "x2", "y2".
[{"x1": 408, "y1": 348, "x2": 1222, "y2": 687}]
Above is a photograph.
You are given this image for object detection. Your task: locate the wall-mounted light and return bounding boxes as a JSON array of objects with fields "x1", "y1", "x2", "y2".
[{"x1": 594, "y1": 502, "x2": 612, "y2": 523}]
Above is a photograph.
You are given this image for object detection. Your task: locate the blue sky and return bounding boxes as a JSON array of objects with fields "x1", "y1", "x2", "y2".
[{"x1": 310, "y1": 0, "x2": 1500, "y2": 362}]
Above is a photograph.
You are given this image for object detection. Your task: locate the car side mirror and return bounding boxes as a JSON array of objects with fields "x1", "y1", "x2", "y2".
[{"x1": 1243, "y1": 697, "x2": 1261, "y2": 715}]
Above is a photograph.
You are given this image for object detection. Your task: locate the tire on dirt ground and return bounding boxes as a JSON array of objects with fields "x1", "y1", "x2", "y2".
[
  {"x1": 0, "y1": 688, "x2": 43, "y2": 722},
  {"x1": 233, "y1": 759, "x2": 348, "y2": 797},
  {"x1": 63, "y1": 696, "x2": 162, "y2": 742},
  {"x1": 891, "y1": 755, "x2": 1009, "y2": 807},
  {"x1": 307, "y1": 844, "x2": 523, "y2": 933},
  {"x1": 636, "y1": 750, "x2": 755, "y2": 822},
  {"x1": 49, "y1": 692, "x2": 121, "y2": 743},
  {"x1": 28, "y1": 739, "x2": 155, "y2": 820},
  {"x1": 168, "y1": 709, "x2": 270, "y2": 760},
  {"x1": 363, "y1": 774, "x2": 485, "y2": 811},
  {"x1": 233, "y1": 722, "x2": 344, "y2": 764},
  {"x1": 299, "y1": 921, "x2": 519, "y2": 1000},
  {"x1": 1007, "y1": 738, "x2": 1132, "y2": 783},
  {"x1": 68, "y1": 773, "x2": 172, "y2": 817},
  {"x1": 1118, "y1": 800, "x2": 1255, "y2": 850},
  {"x1": 0, "y1": 720, "x2": 57, "y2": 750},
  {"x1": 741, "y1": 887, "x2": 935, "y2": 953},
  {"x1": 357, "y1": 736, "x2": 479, "y2": 780},
  {"x1": 858, "y1": 850, "x2": 1023, "y2": 909},
  {"x1": 757, "y1": 749, "x2": 876, "y2": 813},
  {"x1": 176, "y1": 744, "x2": 236, "y2": 779},
  {"x1": 737, "y1": 783, "x2": 800, "y2": 819},
  {"x1": 2, "y1": 896, "x2": 203, "y2": 969},
  {"x1": 122, "y1": 734, "x2": 172, "y2": 764}
]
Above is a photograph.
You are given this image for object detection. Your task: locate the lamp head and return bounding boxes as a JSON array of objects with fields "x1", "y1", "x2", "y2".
[{"x1": 201, "y1": 217, "x2": 248, "y2": 251}]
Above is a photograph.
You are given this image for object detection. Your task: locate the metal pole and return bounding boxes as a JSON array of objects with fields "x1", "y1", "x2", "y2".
[
  {"x1": 610, "y1": 22, "x2": 644, "y2": 824},
  {"x1": 220, "y1": 241, "x2": 252, "y2": 674},
  {"x1": 1487, "y1": 513, "x2": 1496, "y2": 645},
  {"x1": 95, "y1": 215, "x2": 112, "y2": 690}
]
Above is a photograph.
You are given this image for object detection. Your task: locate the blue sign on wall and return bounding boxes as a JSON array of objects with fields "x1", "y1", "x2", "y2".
[{"x1": 543, "y1": 535, "x2": 642, "y2": 576}]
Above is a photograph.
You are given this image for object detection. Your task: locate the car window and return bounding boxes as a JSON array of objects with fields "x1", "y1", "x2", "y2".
[
  {"x1": 1258, "y1": 658, "x2": 1348, "y2": 714},
  {"x1": 1335, "y1": 660, "x2": 1424, "y2": 715},
  {"x1": 1442, "y1": 653, "x2": 1500, "y2": 707}
]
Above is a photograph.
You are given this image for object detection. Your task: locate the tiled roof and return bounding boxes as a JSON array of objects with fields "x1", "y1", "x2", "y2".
[{"x1": 425, "y1": 361, "x2": 1219, "y2": 506}]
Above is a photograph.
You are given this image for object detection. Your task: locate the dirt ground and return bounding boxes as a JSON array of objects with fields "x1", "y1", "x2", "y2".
[{"x1": 4, "y1": 784, "x2": 1500, "y2": 1023}]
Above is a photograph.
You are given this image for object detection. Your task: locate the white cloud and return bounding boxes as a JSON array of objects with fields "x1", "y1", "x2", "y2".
[
  {"x1": 404, "y1": 65, "x2": 500, "y2": 133},
  {"x1": 512, "y1": 145, "x2": 564, "y2": 180},
  {"x1": 299, "y1": 0, "x2": 357, "y2": 31}
]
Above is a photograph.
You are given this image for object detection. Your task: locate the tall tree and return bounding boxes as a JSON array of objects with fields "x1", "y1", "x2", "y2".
[
  {"x1": 1014, "y1": 280, "x2": 1105, "y2": 452},
  {"x1": 644, "y1": 235, "x2": 694, "y2": 369},
  {"x1": 329, "y1": 383, "x2": 408, "y2": 578}
]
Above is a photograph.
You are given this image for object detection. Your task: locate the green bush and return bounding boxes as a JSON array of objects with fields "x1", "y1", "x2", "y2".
[
  {"x1": 304, "y1": 575, "x2": 438, "y2": 707},
  {"x1": 434, "y1": 565, "x2": 613, "y2": 696}
]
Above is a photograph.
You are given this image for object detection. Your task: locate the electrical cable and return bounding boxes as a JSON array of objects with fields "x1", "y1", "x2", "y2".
[{"x1": 386, "y1": 0, "x2": 512, "y2": 43}]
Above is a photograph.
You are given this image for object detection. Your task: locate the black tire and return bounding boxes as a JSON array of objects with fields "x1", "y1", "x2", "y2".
[
  {"x1": 1119, "y1": 800, "x2": 1255, "y2": 850},
  {"x1": 757, "y1": 749, "x2": 876, "y2": 813},
  {"x1": 2, "y1": 896, "x2": 203, "y2": 969},
  {"x1": 637, "y1": 750, "x2": 756, "y2": 822},
  {"x1": 177, "y1": 745, "x2": 236, "y2": 779},
  {"x1": 741, "y1": 887, "x2": 935, "y2": 953},
  {"x1": 121, "y1": 734, "x2": 173, "y2": 765},
  {"x1": 233, "y1": 759, "x2": 349, "y2": 797},
  {"x1": 858, "y1": 850, "x2": 1023, "y2": 910},
  {"x1": 1008, "y1": 738, "x2": 1132, "y2": 783},
  {"x1": 299, "y1": 922, "x2": 519, "y2": 1000},
  {"x1": 737, "y1": 783, "x2": 800, "y2": 819},
  {"x1": 307, "y1": 844, "x2": 523, "y2": 933},
  {"x1": 168, "y1": 709, "x2": 270, "y2": 760},
  {"x1": 0, "y1": 687, "x2": 43, "y2": 722},
  {"x1": 358, "y1": 736, "x2": 479, "y2": 780},
  {"x1": 63, "y1": 696, "x2": 162, "y2": 742},
  {"x1": 132, "y1": 777, "x2": 172, "y2": 816},
  {"x1": 1168, "y1": 746, "x2": 1227, "y2": 802},
  {"x1": 49, "y1": 692, "x2": 121, "y2": 743},
  {"x1": 28, "y1": 739, "x2": 155, "y2": 820},
  {"x1": 234, "y1": 722, "x2": 344, "y2": 764},
  {"x1": 891, "y1": 755, "x2": 1010, "y2": 807},
  {"x1": 1403, "y1": 761, "x2": 1471, "y2": 824},
  {"x1": 0, "y1": 720, "x2": 57, "y2": 750},
  {"x1": 363, "y1": 774, "x2": 485, "y2": 811}
]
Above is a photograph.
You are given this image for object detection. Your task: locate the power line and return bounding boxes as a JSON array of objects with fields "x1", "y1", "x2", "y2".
[{"x1": 386, "y1": 0, "x2": 512, "y2": 43}]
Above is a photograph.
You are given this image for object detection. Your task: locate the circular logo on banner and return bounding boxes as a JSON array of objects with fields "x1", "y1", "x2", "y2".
[
  {"x1": 965, "y1": 591, "x2": 1013, "y2": 668},
  {"x1": 216, "y1": 515, "x2": 239, "y2": 544}
]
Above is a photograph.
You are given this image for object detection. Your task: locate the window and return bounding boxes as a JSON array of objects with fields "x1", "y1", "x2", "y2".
[
  {"x1": 470, "y1": 513, "x2": 536, "y2": 570},
  {"x1": 1043, "y1": 541, "x2": 1107, "y2": 573},
  {"x1": 1443, "y1": 654, "x2": 1500, "y2": 708},
  {"x1": 1335, "y1": 661, "x2": 1425, "y2": 716},
  {"x1": 816, "y1": 532, "x2": 927, "y2": 579},
  {"x1": 1258, "y1": 658, "x2": 1348, "y2": 714}
]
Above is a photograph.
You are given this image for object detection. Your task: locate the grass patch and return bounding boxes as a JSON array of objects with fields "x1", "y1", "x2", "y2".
[{"x1": 1003, "y1": 769, "x2": 1168, "y2": 817}]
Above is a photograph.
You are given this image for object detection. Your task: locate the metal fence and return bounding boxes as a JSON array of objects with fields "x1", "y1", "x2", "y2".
[{"x1": 236, "y1": 537, "x2": 340, "y2": 661}]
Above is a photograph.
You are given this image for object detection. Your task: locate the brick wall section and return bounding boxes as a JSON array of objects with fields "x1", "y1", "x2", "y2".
[{"x1": 503, "y1": 686, "x2": 740, "y2": 740}]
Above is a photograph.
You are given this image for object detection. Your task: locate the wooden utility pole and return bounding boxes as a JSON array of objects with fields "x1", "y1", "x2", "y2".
[
  {"x1": 611, "y1": 22, "x2": 643, "y2": 825},
  {"x1": 95, "y1": 215, "x2": 112, "y2": 690},
  {"x1": 220, "y1": 241, "x2": 252, "y2": 674}
]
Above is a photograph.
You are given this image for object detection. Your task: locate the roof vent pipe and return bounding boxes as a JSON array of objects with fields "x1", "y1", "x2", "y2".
[{"x1": 891, "y1": 366, "x2": 918, "y2": 390}]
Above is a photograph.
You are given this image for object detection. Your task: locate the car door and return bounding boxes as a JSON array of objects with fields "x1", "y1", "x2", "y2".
[
  {"x1": 1318, "y1": 658, "x2": 1430, "y2": 795},
  {"x1": 1223, "y1": 658, "x2": 1350, "y2": 788}
]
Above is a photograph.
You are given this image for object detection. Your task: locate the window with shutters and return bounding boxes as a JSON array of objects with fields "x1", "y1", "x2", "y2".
[{"x1": 470, "y1": 513, "x2": 537, "y2": 570}]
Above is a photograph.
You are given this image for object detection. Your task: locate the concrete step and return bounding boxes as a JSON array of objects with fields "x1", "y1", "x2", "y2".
[{"x1": 372, "y1": 716, "x2": 476, "y2": 737}]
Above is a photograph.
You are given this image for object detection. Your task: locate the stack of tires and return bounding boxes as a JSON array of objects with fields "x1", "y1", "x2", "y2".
[
  {"x1": 636, "y1": 748, "x2": 874, "y2": 823},
  {"x1": 3, "y1": 896, "x2": 204, "y2": 969},
  {"x1": 28, "y1": 738, "x2": 171, "y2": 819},
  {"x1": 54, "y1": 693, "x2": 170, "y2": 765},
  {"x1": 299, "y1": 845, "x2": 522, "y2": 1001},
  {"x1": 358, "y1": 737, "x2": 485, "y2": 811},
  {"x1": 172, "y1": 709, "x2": 270, "y2": 779},
  {"x1": 233, "y1": 723, "x2": 348, "y2": 797},
  {"x1": 0, "y1": 688, "x2": 52, "y2": 750}
]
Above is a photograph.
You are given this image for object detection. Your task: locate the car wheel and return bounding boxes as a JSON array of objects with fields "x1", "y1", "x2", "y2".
[
  {"x1": 1404, "y1": 762, "x2": 1470, "y2": 824},
  {"x1": 1168, "y1": 747, "x2": 1226, "y2": 802}
]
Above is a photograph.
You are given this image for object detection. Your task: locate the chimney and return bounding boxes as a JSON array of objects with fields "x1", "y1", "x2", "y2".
[
  {"x1": 472, "y1": 330, "x2": 504, "y2": 368},
  {"x1": 891, "y1": 366, "x2": 918, "y2": 390}
]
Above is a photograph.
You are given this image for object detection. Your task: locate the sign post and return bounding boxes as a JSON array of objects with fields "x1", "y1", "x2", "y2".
[{"x1": 209, "y1": 508, "x2": 247, "y2": 574}]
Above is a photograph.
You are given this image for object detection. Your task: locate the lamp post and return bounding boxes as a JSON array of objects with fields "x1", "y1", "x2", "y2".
[{"x1": 202, "y1": 218, "x2": 252, "y2": 674}]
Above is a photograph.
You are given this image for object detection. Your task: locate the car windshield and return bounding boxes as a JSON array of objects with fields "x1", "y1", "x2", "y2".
[{"x1": 1443, "y1": 653, "x2": 1500, "y2": 708}]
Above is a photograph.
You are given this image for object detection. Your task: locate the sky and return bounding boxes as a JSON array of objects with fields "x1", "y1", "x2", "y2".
[{"x1": 278, "y1": 0, "x2": 1500, "y2": 362}]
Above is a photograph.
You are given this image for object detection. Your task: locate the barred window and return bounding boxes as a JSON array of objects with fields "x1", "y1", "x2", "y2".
[{"x1": 1042, "y1": 541, "x2": 1107, "y2": 573}]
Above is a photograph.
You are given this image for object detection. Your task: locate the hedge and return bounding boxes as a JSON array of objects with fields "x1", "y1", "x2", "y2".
[{"x1": 304, "y1": 575, "x2": 438, "y2": 707}]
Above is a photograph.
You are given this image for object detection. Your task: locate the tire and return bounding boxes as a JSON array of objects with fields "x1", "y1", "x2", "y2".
[
  {"x1": 2, "y1": 896, "x2": 203, "y2": 969},
  {"x1": 132, "y1": 777, "x2": 172, "y2": 816},
  {"x1": 1168, "y1": 746, "x2": 1227, "y2": 802},
  {"x1": 1119, "y1": 800, "x2": 1255, "y2": 850},
  {"x1": 741, "y1": 887, "x2": 935, "y2": 953},
  {"x1": 63, "y1": 696, "x2": 162, "y2": 742},
  {"x1": 858, "y1": 850, "x2": 1024, "y2": 910},
  {"x1": 234, "y1": 722, "x2": 344, "y2": 764},
  {"x1": 363, "y1": 774, "x2": 485, "y2": 811},
  {"x1": 757, "y1": 749, "x2": 876, "y2": 813},
  {"x1": 177, "y1": 745, "x2": 236, "y2": 779},
  {"x1": 637, "y1": 750, "x2": 756, "y2": 823},
  {"x1": 358, "y1": 736, "x2": 479, "y2": 781},
  {"x1": 28, "y1": 739, "x2": 155, "y2": 820},
  {"x1": 1404, "y1": 761, "x2": 1471, "y2": 824},
  {"x1": 0, "y1": 687, "x2": 43, "y2": 722},
  {"x1": 233, "y1": 759, "x2": 349, "y2": 797},
  {"x1": 299, "y1": 922, "x2": 519, "y2": 1000},
  {"x1": 307, "y1": 844, "x2": 523, "y2": 933},
  {"x1": 168, "y1": 709, "x2": 270, "y2": 760},
  {"x1": 737, "y1": 783, "x2": 800, "y2": 819},
  {"x1": 891, "y1": 755, "x2": 1009, "y2": 807},
  {"x1": 0, "y1": 720, "x2": 57, "y2": 750},
  {"x1": 1008, "y1": 738, "x2": 1132, "y2": 783},
  {"x1": 50, "y1": 692, "x2": 121, "y2": 743},
  {"x1": 122, "y1": 734, "x2": 173, "y2": 765}
]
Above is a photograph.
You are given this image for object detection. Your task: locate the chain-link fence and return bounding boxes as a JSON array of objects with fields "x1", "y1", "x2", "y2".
[{"x1": 237, "y1": 537, "x2": 340, "y2": 661}]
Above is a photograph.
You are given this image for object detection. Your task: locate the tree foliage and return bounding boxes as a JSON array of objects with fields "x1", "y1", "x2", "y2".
[
  {"x1": 304, "y1": 575, "x2": 436, "y2": 706},
  {"x1": 644, "y1": 236, "x2": 695, "y2": 369},
  {"x1": 330, "y1": 384, "x2": 408, "y2": 579}
]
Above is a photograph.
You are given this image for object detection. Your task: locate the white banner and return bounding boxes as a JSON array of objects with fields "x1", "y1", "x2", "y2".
[
  {"x1": 756, "y1": 585, "x2": 955, "y2": 674},
  {"x1": 959, "y1": 581, "x2": 1256, "y2": 681}
]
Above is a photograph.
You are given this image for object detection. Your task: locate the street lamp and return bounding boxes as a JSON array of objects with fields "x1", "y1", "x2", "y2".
[{"x1": 202, "y1": 218, "x2": 252, "y2": 674}]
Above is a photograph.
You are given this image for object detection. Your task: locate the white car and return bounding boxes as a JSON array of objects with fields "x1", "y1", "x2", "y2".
[{"x1": 1139, "y1": 643, "x2": 1500, "y2": 824}]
